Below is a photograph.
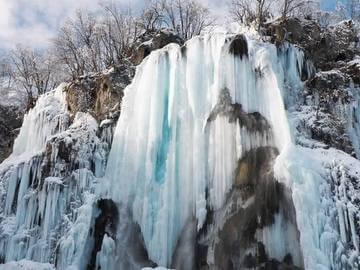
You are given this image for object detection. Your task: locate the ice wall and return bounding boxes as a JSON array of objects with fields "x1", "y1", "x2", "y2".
[
  {"x1": 102, "y1": 33, "x2": 301, "y2": 267},
  {"x1": 12, "y1": 83, "x2": 69, "y2": 156},
  {"x1": 0, "y1": 85, "x2": 108, "y2": 267}
]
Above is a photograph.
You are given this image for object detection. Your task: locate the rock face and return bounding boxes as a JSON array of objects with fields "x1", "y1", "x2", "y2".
[
  {"x1": 228, "y1": 34, "x2": 249, "y2": 59},
  {"x1": 0, "y1": 105, "x2": 24, "y2": 163},
  {"x1": 131, "y1": 29, "x2": 184, "y2": 65},
  {"x1": 265, "y1": 18, "x2": 360, "y2": 158},
  {"x1": 265, "y1": 18, "x2": 359, "y2": 71},
  {"x1": 66, "y1": 63, "x2": 135, "y2": 124},
  {"x1": 197, "y1": 147, "x2": 303, "y2": 270}
]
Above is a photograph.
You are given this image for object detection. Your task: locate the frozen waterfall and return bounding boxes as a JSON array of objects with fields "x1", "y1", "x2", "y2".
[
  {"x1": 101, "y1": 33, "x2": 301, "y2": 268},
  {"x1": 0, "y1": 30, "x2": 359, "y2": 270}
]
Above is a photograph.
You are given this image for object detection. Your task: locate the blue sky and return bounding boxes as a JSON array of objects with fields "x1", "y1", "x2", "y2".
[{"x1": 0, "y1": 0, "x2": 335, "y2": 50}]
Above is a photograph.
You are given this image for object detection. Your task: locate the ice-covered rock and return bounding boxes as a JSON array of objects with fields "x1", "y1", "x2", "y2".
[
  {"x1": 0, "y1": 85, "x2": 109, "y2": 267},
  {"x1": 131, "y1": 29, "x2": 184, "y2": 65}
]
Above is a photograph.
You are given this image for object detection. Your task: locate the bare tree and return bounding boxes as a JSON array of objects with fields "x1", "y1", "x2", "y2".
[
  {"x1": 52, "y1": 9, "x2": 105, "y2": 78},
  {"x1": 256, "y1": 0, "x2": 273, "y2": 28},
  {"x1": 0, "y1": 56, "x2": 14, "y2": 89},
  {"x1": 145, "y1": 0, "x2": 213, "y2": 40},
  {"x1": 229, "y1": 0, "x2": 256, "y2": 25},
  {"x1": 9, "y1": 46, "x2": 57, "y2": 106},
  {"x1": 335, "y1": 1, "x2": 348, "y2": 20},
  {"x1": 53, "y1": 6, "x2": 141, "y2": 76},
  {"x1": 99, "y1": 2, "x2": 139, "y2": 65},
  {"x1": 280, "y1": 0, "x2": 311, "y2": 18},
  {"x1": 229, "y1": 0, "x2": 273, "y2": 30},
  {"x1": 138, "y1": 0, "x2": 164, "y2": 31}
]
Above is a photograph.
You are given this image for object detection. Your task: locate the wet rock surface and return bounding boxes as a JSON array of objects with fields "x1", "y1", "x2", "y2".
[
  {"x1": 196, "y1": 147, "x2": 303, "y2": 270},
  {"x1": 207, "y1": 87, "x2": 271, "y2": 134}
]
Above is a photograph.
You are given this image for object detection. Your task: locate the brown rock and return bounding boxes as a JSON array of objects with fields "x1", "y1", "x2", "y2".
[{"x1": 66, "y1": 63, "x2": 134, "y2": 123}]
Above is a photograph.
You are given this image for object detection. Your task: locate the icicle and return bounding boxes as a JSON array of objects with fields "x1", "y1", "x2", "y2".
[
  {"x1": 12, "y1": 84, "x2": 69, "y2": 156},
  {"x1": 103, "y1": 32, "x2": 296, "y2": 267}
]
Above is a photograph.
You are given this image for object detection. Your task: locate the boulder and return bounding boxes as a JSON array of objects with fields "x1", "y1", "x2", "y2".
[
  {"x1": 131, "y1": 29, "x2": 184, "y2": 65},
  {"x1": 65, "y1": 62, "x2": 135, "y2": 123}
]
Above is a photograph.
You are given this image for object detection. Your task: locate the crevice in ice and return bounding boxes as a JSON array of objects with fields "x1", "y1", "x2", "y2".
[{"x1": 88, "y1": 199, "x2": 118, "y2": 270}]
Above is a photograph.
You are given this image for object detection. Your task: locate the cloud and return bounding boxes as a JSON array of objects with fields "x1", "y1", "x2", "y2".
[
  {"x1": 0, "y1": 0, "x2": 104, "y2": 49},
  {"x1": 0, "y1": 0, "x2": 334, "y2": 50},
  {"x1": 0, "y1": 0, "x2": 233, "y2": 50}
]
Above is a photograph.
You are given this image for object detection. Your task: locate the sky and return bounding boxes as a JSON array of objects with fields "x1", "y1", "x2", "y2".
[{"x1": 0, "y1": 0, "x2": 333, "y2": 50}]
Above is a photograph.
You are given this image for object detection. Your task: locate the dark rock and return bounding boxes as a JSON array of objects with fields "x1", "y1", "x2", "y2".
[
  {"x1": 301, "y1": 70, "x2": 355, "y2": 155},
  {"x1": 341, "y1": 59, "x2": 360, "y2": 84},
  {"x1": 307, "y1": 70, "x2": 351, "y2": 92},
  {"x1": 171, "y1": 217, "x2": 197, "y2": 270},
  {"x1": 206, "y1": 87, "x2": 271, "y2": 134},
  {"x1": 58, "y1": 140, "x2": 72, "y2": 163},
  {"x1": 283, "y1": 253, "x2": 293, "y2": 265},
  {"x1": 243, "y1": 253, "x2": 256, "y2": 268},
  {"x1": 229, "y1": 34, "x2": 249, "y2": 59},
  {"x1": 265, "y1": 18, "x2": 359, "y2": 71},
  {"x1": 131, "y1": 29, "x2": 183, "y2": 65},
  {"x1": 88, "y1": 199, "x2": 119, "y2": 270},
  {"x1": 0, "y1": 104, "x2": 24, "y2": 162},
  {"x1": 197, "y1": 146, "x2": 304, "y2": 270}
]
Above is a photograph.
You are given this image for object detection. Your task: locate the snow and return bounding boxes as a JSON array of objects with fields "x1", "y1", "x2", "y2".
[
  {"x1": 348, "y1": 56, "x2": 360, "y2": 67},
  {"x1": 275, "y1": 145, "x2": 360, "y2": 269},
  {"x1": 99, "y1": 119, "x2": 113, "y2": 128},
  {"x1": 0, "y1": 260, "x2": 54, "y2": 270}
]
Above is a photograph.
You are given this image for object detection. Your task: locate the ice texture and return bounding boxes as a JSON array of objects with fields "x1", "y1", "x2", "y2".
[
  {"x1": 0, "y1": 86, "x2": 108, "y2": 268},
  {"x1": 102, "y1": 33, "x2": 303, "y2": 267}
]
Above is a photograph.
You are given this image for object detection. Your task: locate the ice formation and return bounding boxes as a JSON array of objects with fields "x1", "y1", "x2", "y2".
[
  {"x1": 100, "y1": 33, "x2": 294, "y2": 267},
  {"x1": 0, "y1": 29, "x2": 359, "y2": 270},
  {"x1": 0, "y1": 85, "x2": 108, "y2": 267}
]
